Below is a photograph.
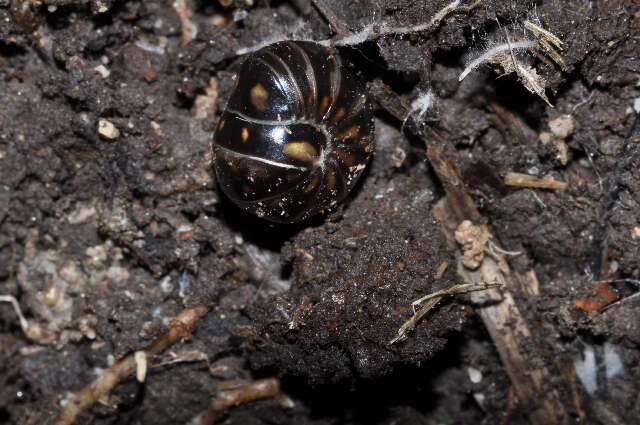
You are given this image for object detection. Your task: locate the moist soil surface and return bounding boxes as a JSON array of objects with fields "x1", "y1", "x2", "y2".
[{"x1": 1, "y1": 0, "x2": 639, "y2": 424}]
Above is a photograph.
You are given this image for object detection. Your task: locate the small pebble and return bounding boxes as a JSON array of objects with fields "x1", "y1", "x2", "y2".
[
  {"x1": 93, "y1": 65, "x2": 110, "y2": 79},
  {"x1": 98, "y1": 119, "x2": 120, "y2": 139},
  {"x1": 467, "y1": 366, "x2": 483, "y2": 383}
]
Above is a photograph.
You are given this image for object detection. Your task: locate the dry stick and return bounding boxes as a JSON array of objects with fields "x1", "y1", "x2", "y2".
[
  {"x1": 188, "y1": 379, "x2": 280, "y2": 425},
  {"x1": 370, "y1": 81, "x2": 585, "y2": 425},
  {"x1": 390, "y1": 281, "x2": 502, "y2": 344},
  {"x1": 51, "y1": 305, "x2": 209, "y2": 425},
  {"x1": 504, "y1": 172, "x2": 567, "y2": 190}
]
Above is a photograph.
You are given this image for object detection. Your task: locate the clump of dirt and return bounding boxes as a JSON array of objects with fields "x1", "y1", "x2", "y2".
[{"x1": 247, "y1": 163, "x2": 465, "y2": 384}]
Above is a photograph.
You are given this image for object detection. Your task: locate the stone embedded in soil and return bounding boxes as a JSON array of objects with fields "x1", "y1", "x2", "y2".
[{"x1": 98, "y1": 119, "x2": 120, "y2": 139}]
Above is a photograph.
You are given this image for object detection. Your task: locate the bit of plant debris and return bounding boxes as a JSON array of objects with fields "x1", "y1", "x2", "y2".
[
  {"x1": 459, "y1": 18, "x2": 566, "y2": 106},
  {"x1": 504, "y1": 172, "x2": 568, "y2": 190},
  {"x1": 454, "y1": 220, "x2": 491, "y2": 270},
  {"x1": 390, "y1": 281, "x2": 502, "y2": 345}
]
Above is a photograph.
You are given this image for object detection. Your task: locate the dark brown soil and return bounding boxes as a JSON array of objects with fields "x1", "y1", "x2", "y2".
[{"x1": 1, "y1": 0, "x2": 639, "y2": 424}]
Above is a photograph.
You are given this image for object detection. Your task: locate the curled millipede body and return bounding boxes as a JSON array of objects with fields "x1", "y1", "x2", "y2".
[{"x1": 213, "y1": 41, "x2": 374, "y2": 223}]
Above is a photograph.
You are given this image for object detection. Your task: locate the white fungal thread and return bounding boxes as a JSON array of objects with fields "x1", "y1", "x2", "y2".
[
  {"x1": 235, "y1": 0, "x2": 469, "y2": 56},
  {"x1": 458, "y1": 40, "x2": 536, "y2": 81}
]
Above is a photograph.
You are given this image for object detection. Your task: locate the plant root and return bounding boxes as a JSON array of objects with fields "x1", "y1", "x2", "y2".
[
  {"x1": 187, "y1": 378, "x2": 286, "y2": 425},
  {"x1": 51, "y1": 305, "x2": 209, "y2": 425}
]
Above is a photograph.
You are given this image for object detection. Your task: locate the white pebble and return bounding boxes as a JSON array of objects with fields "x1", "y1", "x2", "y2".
[{"x1": 98, "y1": 119, "x2": 120, "y2": 139}]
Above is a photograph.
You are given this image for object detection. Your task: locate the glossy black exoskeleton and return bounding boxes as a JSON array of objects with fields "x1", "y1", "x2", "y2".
[{"x1": 213, "y1": 41, "x2": 374, "y2": 223}]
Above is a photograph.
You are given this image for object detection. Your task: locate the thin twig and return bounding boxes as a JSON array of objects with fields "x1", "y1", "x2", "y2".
[
  {"x1": 524, "y1": 20, "x2": 563, "y2": 49},
  {"x1": 188, "y1": 379, "x2": 281, "y2": 425},
  {"x1": 597, "y1": 279, "x2": 640, "y2": 286},
  {"x1": 601, "y1": 292, "x2": 640, "y2": 311},
  {"x1": 598, "y1": 279, "x2": 640, "y2": 311},
  {"x1": 51, "y1": 305, "x2": 209, "y2": 425},
  {"x1": 504, "y1": 172, "x2": 567, "y2": 190},
  {"x1": 486, "y1": 241, "x2": 522, "y2": 257},
  {"x1": 390, "y1": 281, "x2": 502, "y2": 344}
]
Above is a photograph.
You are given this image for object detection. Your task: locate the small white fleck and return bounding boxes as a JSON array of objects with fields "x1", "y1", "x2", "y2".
[
  {"x1": 467, "y1": 367, "x2": 482, "y2": 383},
  {"x1": 178, "y1": 273, "x2": 191, "y2": 298},
  {"x1": 134, "y1": 351, "x2": 147, "y2": 382},
  {"x1": 473, "y1": 392, "x2": 485, "y2": 407},
  {"x1": 604, "y1": 342, "x2": 624, "y2": 379},
  {"x1": 574, "y1": 344, "x2": 597, "y2": 394},
  {"x1": 159, "y1": 276, "x2": 173, "y2": 293},
  {"x1": 93, "y1": 65, "x2": 110, "y2": 79}
]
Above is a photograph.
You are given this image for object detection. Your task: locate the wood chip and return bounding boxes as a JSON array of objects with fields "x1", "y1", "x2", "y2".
[{"x1": 504, "y1": 172, "x2": 567, "y2": 190}]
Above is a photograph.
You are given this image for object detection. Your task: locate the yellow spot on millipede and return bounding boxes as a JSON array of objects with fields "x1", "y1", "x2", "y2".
[
  {"x1": 337, "y1": 149, "x2": 356, "y2": 167},
  {"x1": 250, "y1": 83, "x2": 269, "y2": 111},
  {"x1": 332, "y1": 107, "x2": 346, "y2": 123},
  {"x1": 304, "y1": 174, "x2": 321, "y2": 193},
  {"x1": 283, "y1": 141, "x2": 319, "y2": 163},
  {"x1": 339, "y1": 125, "x2": 360, "y2": 140},
  {"x1": 319, "y1": 96, "x2": 330, "y2": 116},
  {"x1": 326, "y1": 169, "x2": 336, "y2": 190},
  {"x1": 241, "y1": 127, "x2": 249, "y2": 142}
]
